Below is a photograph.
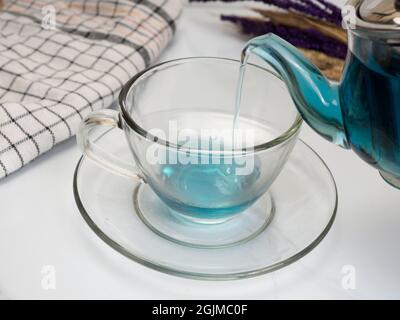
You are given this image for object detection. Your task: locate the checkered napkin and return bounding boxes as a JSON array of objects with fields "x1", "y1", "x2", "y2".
[{"x1": 0, "y1": 0, "x2": 183, "y2": 179}]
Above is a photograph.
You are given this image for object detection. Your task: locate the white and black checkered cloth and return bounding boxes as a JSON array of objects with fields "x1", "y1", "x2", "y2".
[{"x1": 0, "y1": 0, "x2": 183, "y2": 179}]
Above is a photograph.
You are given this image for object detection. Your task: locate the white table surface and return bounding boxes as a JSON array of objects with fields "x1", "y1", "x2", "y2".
[{"x1": 1, "y1": 1, "x2": 399, "y2": 300}]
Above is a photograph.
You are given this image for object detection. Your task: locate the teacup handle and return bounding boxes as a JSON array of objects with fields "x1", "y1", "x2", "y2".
[{"x1": 77, "y1": 109, "x2": 144, "y2": 182}]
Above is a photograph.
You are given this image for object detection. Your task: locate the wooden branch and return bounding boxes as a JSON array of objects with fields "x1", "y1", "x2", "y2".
[
  {"x1": 253, "y1": 8, "x2": 347, "y2": 44},
  {"x1": 299, "y1": 48, "x2": 344, "y2": 81}
]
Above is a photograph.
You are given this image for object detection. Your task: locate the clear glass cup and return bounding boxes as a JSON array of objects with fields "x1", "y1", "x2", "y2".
[{"x1": 77, "y1": 57, "x2": 302, "y2": 224}]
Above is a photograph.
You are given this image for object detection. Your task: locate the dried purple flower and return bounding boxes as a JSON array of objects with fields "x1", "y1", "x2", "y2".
[
  {"x1": 220, "y1": 14, "x2": 347, "y2": 59},
  {"x1": 190, "y1": 0, "x2": 342, "y2": 25}
]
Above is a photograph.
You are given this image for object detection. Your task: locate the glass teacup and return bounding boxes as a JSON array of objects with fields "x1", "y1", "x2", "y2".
[{"x1": 77, "y1": 57, "x2": 302, "y2": 224}]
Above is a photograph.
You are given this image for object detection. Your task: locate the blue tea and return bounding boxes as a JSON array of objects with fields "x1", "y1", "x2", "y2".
[
  {"x1": 152, "y1": 156, "x2": 262, "y2": 221},
  {"x1": 340, "y1": 47, "x2": 400, "y2": 177},
  {"x1": 141, "y1": 56, "x2": 267, "y2": 222},
  {"x1": 243, "y1": 30, "x2": 400, "y2": 188}
]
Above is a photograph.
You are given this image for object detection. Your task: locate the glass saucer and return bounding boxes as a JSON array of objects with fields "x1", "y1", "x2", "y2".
[{"x1": 73, "y1": 128, "x2": 337, "y2": 280}]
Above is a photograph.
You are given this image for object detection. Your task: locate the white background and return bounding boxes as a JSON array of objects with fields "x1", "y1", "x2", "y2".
[{"x1": 1, "y1": 0, "x2": 399, "y2": 299}]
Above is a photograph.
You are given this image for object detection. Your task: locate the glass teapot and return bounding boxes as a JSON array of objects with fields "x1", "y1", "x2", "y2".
[{"x1": 245, "y1": 0, "x2": 400, "y2": 188}]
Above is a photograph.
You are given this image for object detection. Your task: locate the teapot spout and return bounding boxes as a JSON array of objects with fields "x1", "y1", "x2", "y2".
[{"x1": 246, "y1": 34, "x2": 349, "y2": 149}]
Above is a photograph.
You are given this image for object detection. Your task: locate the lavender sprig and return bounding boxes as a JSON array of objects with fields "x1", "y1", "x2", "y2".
[
  {"x1": 190, "y1": 0, "x2": 342, "y2": 25},
  {"x1": 221, "y1": 14, "x2": 347, "y2": 59}
]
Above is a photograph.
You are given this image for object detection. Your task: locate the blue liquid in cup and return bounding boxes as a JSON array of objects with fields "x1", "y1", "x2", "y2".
[{"x1": 150, "y1": 157, "x2": 262, "y2": 221}]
